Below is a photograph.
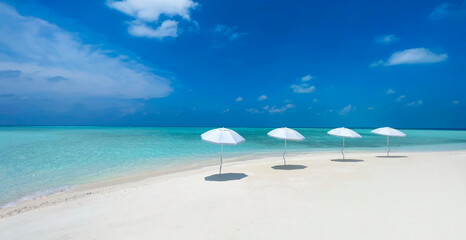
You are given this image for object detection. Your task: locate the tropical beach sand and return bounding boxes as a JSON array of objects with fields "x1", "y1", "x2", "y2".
[{"x1": 1, "y1": 150, "x2": 465, "y2": 240}]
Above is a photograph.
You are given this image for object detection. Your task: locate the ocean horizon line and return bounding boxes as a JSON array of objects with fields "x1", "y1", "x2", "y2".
[{"x1": 0, "y1": 125, "x2": 465, "y2": 131}]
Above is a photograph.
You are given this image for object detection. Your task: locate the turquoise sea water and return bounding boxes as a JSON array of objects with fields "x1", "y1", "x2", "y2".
[{"x1": 1, "y1": 126, "x2": 465, "y2": 207}]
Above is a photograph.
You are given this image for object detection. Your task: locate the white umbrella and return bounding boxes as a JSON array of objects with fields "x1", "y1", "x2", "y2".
[
  {"x1": 371, "y1": 127, "x2": 406, "y2": 156},
  {"x1": 267, "y1": 127, "x2": 305, "y2": 165},
  {"x1": 327, "y1": 127, "x2": 361, "y2": 159},
  {"x1": 201, "y1": 128, "x2": 245, "y2": 175}
]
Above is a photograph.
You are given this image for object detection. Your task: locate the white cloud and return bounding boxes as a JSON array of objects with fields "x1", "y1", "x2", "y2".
[
  {"x1": 291, "y1": 74, "x2": 315, "y2": 93},
  {"x1": 107, "y1": 0, "x2": 198, "y2": 39},
  {"x1": 370, "y1": 60, "x2": 385, "y2": 67},
  {"x1": 128, "y1": 20, "x2": 178, "y2": 38},
  {"x1": 268, "y1": 104, "x2": 295, "y2": 113},
  {"x1": 453, "y1": 100, "x2": 459, "y2": 104},
  {"x1": 291, "y1": 83, "x2": 315, "y2": 93},
  {"x1": 258, "y1": 95, "x2": 267, "y2": 101},
  {"x1": 301, "y1": 74, "x2": 312, "y2": 81},
  {"x1": 107, "y1": 0, "x2": 197, "y2": 21},
  {"x1": 0, "y1": 3, "x2": 171, "y2": 99},
  {"x1": 368, "y1": 106, "x2": 375, "y2": 110},
  {"x1": 430, "y1": 3, "x2": 466, "y2": 20},
  {"x1": 214, "y1": 24, "x2": 246, "y2": 41},
  {"x1": 371, "y1": 48, "x2": 448, "y2": 66},
  {"x1": 375, "y1": 34, "x2": 399, "y2": 44},
  {"x1": 246, "y1": 108, "x2": 262, "y2": 114},
  {"x1": 407, "y1": 100, "x2": 423, "y2": 107},
  {"x1": 235, "y1": 97, "x2": 243, "y2": 102},
  {"x1": 247, "y1": 103, "x2": 295, "y2": 114},
  {"x1": 312, "y1": 98, "x2": 318, "y2": 102},
  {"x1": 338, "y1": 105, "x2": 354, "y2": 115},
  {"x1": 397, "y1": 95, "x2": 406, "y2": 102},
  {"x1": 222, "y1": 108, "x2": 230, "y2": 113},
  {"x1": 386, "y1": 89, "x2": 396, "y2": 94}
]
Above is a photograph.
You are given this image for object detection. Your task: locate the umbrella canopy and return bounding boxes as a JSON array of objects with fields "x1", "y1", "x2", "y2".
[
  {"x1": 371, "y1": 127, "x2": 406, "y2": 156},
  {"x1": 267, "y1": 127, "x2": 305, "y2": 165},
  {"x1": 201, "y1": 128, "x2": 245, "y2": 145},
  {"x1": 267, "y1": 127, "x2": 305, "y2": 141},
  {"x1": 327, "y1": 127, "x2": 362, "y2": 138},
  {"x1": 371, "y1": 127, "x2": 406, "y2": 137},
  {"x1": 201, "y1": 128, "x2": 245, "y2": 175},
  {"x1": 327, "y1": 127, "x2": 361, "y2": 159}
]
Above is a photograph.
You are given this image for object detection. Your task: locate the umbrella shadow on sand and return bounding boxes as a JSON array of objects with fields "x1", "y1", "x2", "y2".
[
  {"x1": 271, "y1": 164, "x2": 307, "y2": 170},
  {"x1": 331, "y1": 159, "x2": 364, "y2": 162},
  {"x1": 204, "y1": 173, "x2": 248, "y2": 182},
  {"x1": 376, "y1": 156, "x2": 407, "y2": 158}
]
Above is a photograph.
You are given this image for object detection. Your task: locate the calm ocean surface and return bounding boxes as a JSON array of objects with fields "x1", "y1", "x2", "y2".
[{"x1": 1, "y1": 126, "x2": 465, "y2": 207}]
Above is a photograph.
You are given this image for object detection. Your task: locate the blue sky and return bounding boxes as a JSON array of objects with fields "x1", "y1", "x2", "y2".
[{"x1": 0, "y1": 0, "x2": 465, "y2": 128}]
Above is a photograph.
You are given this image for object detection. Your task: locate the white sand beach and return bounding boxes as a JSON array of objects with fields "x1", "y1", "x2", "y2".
[{"x1": 1, "y1": 150, "x2": 466, "y2": 240}]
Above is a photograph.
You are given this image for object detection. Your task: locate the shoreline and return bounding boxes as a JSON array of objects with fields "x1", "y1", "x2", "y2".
[
  {"x1": 1, "y1": 149, "x2": 465, "y2": 239},
  {"x1": 0, "y1": 148, "x2": 463, "y2": 218},
  {"x1": 0, "y1": 150, "x2": 306, "y2": 217}
]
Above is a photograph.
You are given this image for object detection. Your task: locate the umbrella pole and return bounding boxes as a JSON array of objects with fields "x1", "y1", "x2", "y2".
[
  {"x1": 283, "y1": 139, "x2": 287, "y2": 166},
  {"x1": 341, "y1": 137, "x2": 345, "y2": 159},
  {"x1": 220, "y1": 144, "x2": 223, "y2": 175},
  {"x1": 387, "y1": 136, "x2": 390, "y2": 157}
]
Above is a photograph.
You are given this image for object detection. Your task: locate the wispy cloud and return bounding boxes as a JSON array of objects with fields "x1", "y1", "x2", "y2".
[
  {"x1": 214, "y1": 24, "x2": 246, "y2": 41},
  {"x1": 246, "y1": 103, "x2": 294, "y2": 114},
  {"x1": 291, "y1": 84, "x2": 315, "y2": 93},
  {"x1": 301, "y1": 74, "x2": 312, "y2": 81},
  {"x1": 235, "y1": 97, "x2": 243, "y2": 102},
  {"x1": 0, "y1": 3, "x2": 172, "y2": 99},
  {"x1": 291, "y1": 74, "x2": 315, "y2": 93},
  {"x1": 407, "y1": 100, "x2": 423, "y2": 107},
  {"x1": 375, "y1": 34, "x2": 399, "y2": 44},
  {"x1": 212, "y1": 24, "x2": 246, "y2": 48},
  {"x1": 258, "y1": 95, "x2": 267, "y2": 101},
  {"x1": 453, "y1": 100, "x2": 459, "y2": 104},
  {"x1": 430, "y1": 2, "x2": 466, "y2": 20},
  {"x1": 269, "y1": 104, "x2": 295, "y2": 113},
  {"x1": 107, "y1": 0, "x2": 199, "y2": 39},
  {"x1": 368, "y1": 106, "x2": 375, "y2": 110},
  {"x1": 246, "y1": 108, "x2": 262, "y2": 114},
  {"x1": 397, "y1": 95, "x2": 406, "y2": 102},
  {"x1": 386, "y1": 89, "x2": 396, "y2": 94},
  {"x1": 371, "y1": 48, "x2": 447, "y2": 66},
  {"x1": 128, "y1": 20, "x2": 178, "y2": 38},
  {"x1": 47, "y1": 76, "x2": 69, "y2": 83},
  {"x1": 338, "y1": 105, "x2": 354, "y2": 115}
]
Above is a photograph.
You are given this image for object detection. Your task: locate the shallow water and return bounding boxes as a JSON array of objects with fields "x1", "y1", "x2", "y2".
[{"x1": 0, "y1": 126, "x2": 465, "y2": 207}]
